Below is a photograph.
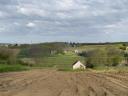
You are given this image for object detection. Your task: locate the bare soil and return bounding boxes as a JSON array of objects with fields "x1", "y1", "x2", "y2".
[{"x1": 0, "y1": 69, "x2": 128, "y2": 96}]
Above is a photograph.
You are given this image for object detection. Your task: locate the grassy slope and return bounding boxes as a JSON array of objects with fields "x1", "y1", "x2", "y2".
[
  {"x1": 36, "y1": 52, "x2": 85, "y2": 70},
  {"x1": 0, "y1": 43, "x2": 125, "y2": 72}
]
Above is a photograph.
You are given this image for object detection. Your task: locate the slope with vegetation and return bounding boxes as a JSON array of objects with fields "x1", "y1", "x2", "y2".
[{"x1": 0, "y1": 42, "x2": 128, "y2": 72}]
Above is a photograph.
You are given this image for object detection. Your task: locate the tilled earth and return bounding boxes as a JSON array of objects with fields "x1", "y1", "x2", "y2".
[{"x1": 0, "y1": 69, "x2": 128, "y2": 96}]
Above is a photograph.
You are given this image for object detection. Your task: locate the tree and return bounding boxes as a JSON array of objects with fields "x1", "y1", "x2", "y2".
[
  {"x1": 86, "y1": 58, "x2": 94, "y2": 68},
  {"x1": 119, "y1": 44, "x2": 127, "y2": 50}
]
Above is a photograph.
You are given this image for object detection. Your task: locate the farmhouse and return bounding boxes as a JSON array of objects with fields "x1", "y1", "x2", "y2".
[
  {"x1": 126, "y1": 47, "x2": 128, "y2": 50},
  {"x1": 74, "y1": 50, "x2": 79, "y2": 54},
  {"x1": 72, "y1": 61, "x2": 86, "y2": 70}
]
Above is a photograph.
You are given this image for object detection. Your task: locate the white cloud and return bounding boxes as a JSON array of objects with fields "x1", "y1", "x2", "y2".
[
  {"x1": 56, "y1": 12, "x2": 72, "y2": 19},
  {"x1": 0, "y1": 11, "x2": 8, "y2": 18},
  {"x1": 1, "y1": 0, "x2": 128, "y2": 43},
  {"x1": 0, "y1": 11, "x2": 3, "y2": 17},
  {"x1": 104, "y1": 24, "x2": 117, "y2": 28},
  {"x1": 0, "y1": 27, "x2": 5, "y2": 32},
  {"x1": 17, "y1": 4, "x2": 46, "y2": 17},
  {"x1": 102, "y1": 18, "x2": 128, "y2": 35},
  {"x1": 56, "y1": 0, "x2": 75, "y2": 10},
  {"x1": 13, "y1": 22, "x2": 20, "y2": 26},
  {"x1": 26, "y1": 22, "x2": 36, "y2": 28},
  {"x1": 17, "y1": 7, "x2": 26, "y2": 14}
]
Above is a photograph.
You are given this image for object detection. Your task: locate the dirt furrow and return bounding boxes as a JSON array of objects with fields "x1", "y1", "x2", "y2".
[
  {"x1": 0, "y1": 70, "x2": 128, "y2": 96},
  {"x1": 87, "y1": 73, "x2": 128, "y2": 96}
]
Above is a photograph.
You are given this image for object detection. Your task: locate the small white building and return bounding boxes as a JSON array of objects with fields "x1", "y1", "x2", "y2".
[
  {"x1": 74, "y1": 50, "x2": 79, "y2": 54},
  {"x1": 72, "y1": 61, "x2": 86, "y2": 70},
  {"x1": 126, "y1": 47, "x2": 128, "y2": 50}
]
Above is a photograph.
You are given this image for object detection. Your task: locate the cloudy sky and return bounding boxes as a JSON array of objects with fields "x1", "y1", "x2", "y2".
[{"x1": 0, "y1": 0, "x2": 128, "y2": 43}]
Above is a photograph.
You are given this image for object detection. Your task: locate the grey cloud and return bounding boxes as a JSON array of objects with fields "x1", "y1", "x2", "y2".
[{"x1": 0, "y1": 0, "x2": 128, "y2": 43}]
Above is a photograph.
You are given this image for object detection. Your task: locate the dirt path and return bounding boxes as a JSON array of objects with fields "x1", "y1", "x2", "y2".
[{"x1": 0, "y1": 69, "x2": 128, "y2": 96}]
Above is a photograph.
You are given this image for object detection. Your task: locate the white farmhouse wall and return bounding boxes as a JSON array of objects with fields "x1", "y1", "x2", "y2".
[{"x1": 73, "y1": 61, "x2": 86, "y2": 70}]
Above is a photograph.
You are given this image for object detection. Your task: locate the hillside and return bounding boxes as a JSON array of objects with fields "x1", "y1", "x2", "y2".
[{"x1": 0, "y1": 42, "x2": 127, "y2": 72}]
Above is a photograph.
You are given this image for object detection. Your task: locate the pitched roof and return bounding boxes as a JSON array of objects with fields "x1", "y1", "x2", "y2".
[{"x1": 72, "y1": 60, "x2": 83, "y2": 65}]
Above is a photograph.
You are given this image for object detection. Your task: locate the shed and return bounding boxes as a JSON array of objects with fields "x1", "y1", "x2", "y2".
[{"x1": 72, "y1": 61, "x2": 86, "y2": 70}]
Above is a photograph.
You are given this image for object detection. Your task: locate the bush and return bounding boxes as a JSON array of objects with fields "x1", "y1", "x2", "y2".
[
  {"x1": 19, "y1": 58, "x2": 36, "y2": 66},
  {"x1": 86, "y1": 58, "x2": 94, "y2": 68},
  {"x1": 78, "y1": 51, "x2": 87, "y2": 57},
  {"x1": 79, "y1": 47, "x2": 123, "y2": 68},
  {"x1": 112, "y1": 56, "x2": 121, "y2": 66},
  {"x1": 0, "y1": 48, "x2": 18, "y2": 64}
]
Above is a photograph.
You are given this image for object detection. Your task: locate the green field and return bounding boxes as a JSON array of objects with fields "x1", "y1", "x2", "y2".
[
  {"x1": 0, "y1": 64, "x2": 29, "y2": 73},
  {"x1": 35, "y1": 52, "x2": 85, "y2": 70},
  {"x1": 70, "y1": 44, "x2": 122, "y2": 52}
]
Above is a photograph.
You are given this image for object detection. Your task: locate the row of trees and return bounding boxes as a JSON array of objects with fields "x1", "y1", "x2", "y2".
[
  {"x1": 19, "y1": 43, "x2": 66, "y2": 58},
  {"x1": 0, "y1": 42, "x2": 69, "y2": 66}
]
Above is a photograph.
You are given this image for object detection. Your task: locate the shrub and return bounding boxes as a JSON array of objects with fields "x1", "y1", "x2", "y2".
[
  {"x1": 0, "y1": 48, "x2": 18, "y2": 64},
  {"x1": 86, "y1": 58, "x2": 94, "y2": 68},
  {"x1": 19, "y1": 58, "x2": 36, "y2": 66},
  {"x1": 78, "y1": 51, "x2": 87, "y2": 57},
  {"x1": 112, "y1": 56, "x2": 122, "y2": 66},
  {"x1": 79, "y1": 47, "x2": 123, "y2": 68}
]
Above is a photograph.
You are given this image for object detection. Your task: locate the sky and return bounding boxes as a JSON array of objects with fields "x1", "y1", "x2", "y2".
[{"x1": 0, "y1": 0, "x2": 128, "y2": 43}]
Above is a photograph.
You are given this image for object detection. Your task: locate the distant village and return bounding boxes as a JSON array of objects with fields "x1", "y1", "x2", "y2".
[{"x1": 0, "y1": 43, "x2": 21, "y2": 47}]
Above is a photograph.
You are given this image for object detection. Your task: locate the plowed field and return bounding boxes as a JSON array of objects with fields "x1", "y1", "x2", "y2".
[{"x1": 0, "y1": 69, "x2": 128, "y2": 96}]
